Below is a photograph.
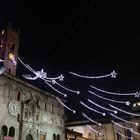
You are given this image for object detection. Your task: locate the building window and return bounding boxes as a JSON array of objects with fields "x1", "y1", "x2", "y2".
[
  {"x1": 36, "y1": 99, "x2": 39, "y2": 107},
  {"x1": 116, "y1": 132, "x2": 121, "y2": 140},
  {"x1": 8, "y1": 69, "x2": 11, "y2": 74},
  {"x1": 57, "y1": 134, "x2": 60, "y2": 140},
  {"x1": 1, "y1": 125, "x2": 8, "y2": 136},
  {"x1": 26, "y1": 134, "x2": 33, "y2": 140},
  {"x1": 53, "y1": 134, "x2": 56, "y2": 140},
  {"x1": 9, "y1": 126, "x2": 15, "y2": 137},
  {"x1": 36, "y1": 112, "x2": 39, "y2": 121},
  {"x1": 44, "y1": 101, "x2": 47, "y2": 110},
  {"x1": 17, "y1": 91, "x2": 21, "y2": 101},
  {"x1": 25, "y1": 108, "x2": 28, "y2": 119},
  {"x1": 126, "y1": 130, "x2": 132, "y2": 140}
]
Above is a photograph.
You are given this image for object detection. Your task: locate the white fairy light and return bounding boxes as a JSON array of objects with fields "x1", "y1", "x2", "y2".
[
  {"x1": 44, "y1": 80, "x2": 67, "y2": 97},
  {"x1": 56, "y1": 97, "x2": 76, "y2": 113},
  {"x1": 0, "y1": 67, "x2": 5, "y2": 75},
  {"x1": 88, "y1": 91, "x2": 130, "y2": 106},
  {"x1": 109, "y1": 104, "x2": 140, "y2": 117},
  {"x1": 110, "y1": 113, "x2": 139, "y2": 126},
  {"x1": 90, "y1": 85, "x2": 136, "y2": 96},
  {"x1": 55, "y1": 81, "x2": 80, "y2": 95},
  {"x1": 88, "y1": 99, "x2": 117, "y2": 114},
  {"x1": 18, "y1": 57, "x2": 79, "y2": 96},
  {"x1": 111, "y1": 120, "x2": 133, "y2": 131},
  {"x1": 80, "y1": 101, "x2": 106, "y2": 116},
  {"x1": 82, "y1": 112, "x2": 101, "y2": 126},
  {"x1": 69, "y1": 70, "x2": 117, "y2": 79},
  {"x1": 116, "y1": 131, "x2": 133, "y2": 140},
  {"x1": 0, "y1": 59, "x2": 4, "y2": 62},
  {"x1": 87, "y1": 125, "x2": 101, "y2": 135}
]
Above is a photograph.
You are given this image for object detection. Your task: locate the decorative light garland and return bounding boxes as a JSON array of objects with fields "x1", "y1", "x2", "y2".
[
  {"x1": 80, "y1": 101, "x2": 106, "y2": 116},
  {"x1": 88, "y1": 90, "x2": 130, "y2": 106},
  {"x1": 116, "y1": 131, "x2": 133, "y2": 140},
  {"x1": 111, "y1": 120, "x2": 133, "y2": 131},
  {"x1": 87, "y1": 125, "x2": 101, "y2": 135},
  {"x1": 18, "y1": 57, "x2": 80, "y2": 96},
  {"x1": 110, "y1": 113, "x2": 139, "y2": 126},
  {"x1": 82, "y1": 112, "x2": 101, "y2": 126},
  {"x1": 56, "y1": 97, "x2": 76, "y2": 113},
  {"x1": 69, "y1": 70, "x2": 117, "y2": 79},
  {"x1": 90, "y1": 85, "x2": 139, "y2": 97},
  {"x1": 0, "y1": 66, "x2": 5, "y2": 75},
  {"x1": 0, "y1": 59, "x2": 4, "y2": 62},
  {"x1": 109, "y1": 104, "x2": 140, "y2": 117},
  {"x1": 88, "y1": 99, "x2": 117, "y2": 114}
]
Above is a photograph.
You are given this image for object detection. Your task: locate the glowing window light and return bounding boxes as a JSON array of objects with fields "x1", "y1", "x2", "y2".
[
  {"x1": 69, "y1": 70, "x2": 117, "y2": 79},
  {"x1": 2, "y1": 30, "x2": 4, "y2": 35},
  {"x1": 116, "y1": 131, "x2": 133, "y2": 140},
  {"x1": 0, "y1": 67, "x2": 5, "y2": 75},
  {"x1": 90, "y1": 85, "x2": 137, "y2": 96},
  {"x1": 82, "y1": 112, "x2": 101, "y2": 126},
  {"x1": 111, "y1": 120, "x2": 133, "y2": 131},
  {"x1": 56, "y1": 97, "x2": 76, "y2": 113},
  {"x1": 88, "y1": 99, "x2": 117, "y2": 114},
  {"x1": 87, "y1": 125, "x2": 101, "y2": 135},
  {"x1": 110, "y1": 113, "x2": 139, "y2": 126},
  {"x1": 88, "y1": 90, "x2": 130, "y2": 106},
  {"x1": 80, "y1": 101, "x2": 106, "y2": 116},
  {"x1": 109, "y1": 104, "x2": 140, "y2": 117}
]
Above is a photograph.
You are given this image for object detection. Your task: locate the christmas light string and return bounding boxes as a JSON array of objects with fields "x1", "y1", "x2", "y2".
[
  {"x1": 110, "y1": 113, "x2": 139, "y2": 126},
  {"x1": 69, "y1": 70, "x2": 117, "y2": 79},
  {"x1": 88, "y1": 90, "x2": 130, "y2": 106},
  {"x1": 116, "y1": 131, "x2": 133, "y2": 140},
  {"x1": 111, "y1": 120, "x2": 133, "y2": 130},
  {"x1": 0, "y1": 66, "x2": 5, "y2": 75},
  {"x1": 87, "y1": 125, "x2": 101, "y2": 135},
  {"x1": 109, "y1": 104, "x2": 140, "y2": 117},
  {"x1": 56, "y1": 97, "x2": 76, "y2": 113},
  {"x1": 112, "y1": 120, "x2": 140, "y2": 136},
  {"x1": 18, "y1": 57, "x2": 80, "y2": 97},
  {"x1": 0, "y1": 59, "x2": 4, "y2": 62},
  {"x1": 82, "y1": 112, "x2": 101, "y2": 126},
  {"x1": 88, "y1": 99, "x2": 117, "y2": 114},
  {"x1": 90, "y1": 85, "x2": 139, "y2": 97},
  {"x1": 80, "y1": 101, "x2": 106, "y2": 116}
]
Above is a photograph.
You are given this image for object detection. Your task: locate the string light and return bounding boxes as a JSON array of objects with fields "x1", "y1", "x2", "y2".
[
  {"x1": 80, "y1": 101, "x2": 106, "y2": 116},
  {"x1": 56, "y1": 97, "x2": 76, "y2": 113},
  {"x1": 0, "y1": 59, "x2": 4, "y2": 62},
  {"x1": 88, "y1": 99, "x2": 117, "y2": 114},
  {"x1": 44, "y1": 80, "x2": 67, "y2": 97},
  {"x1": 18, "y1": 57, "x2": 79, "y2": 96},
  {"x1": 88, "y1": 91, "x2": 130, "y2": 106},
  {"x1": 109, "y1": 104, "x2": 140, "y2": 117},
  {"x1": 111, "y1": 120, "x2": 133, "y2": 131},
  {"x1": 87, "y1": 125, "x2": 101, "y2": 135},
  {"x1": 82, "y1": 112, "x2": 101, "y2": 126},
  {"x1": 69, "y1": 70, "x2": 117, "y2": 79},
  {"x1": 0, "y1": 67, "x2": 5, "y2": 75},
  {"x1": 90, "y1": 85, "x2": 137, "y2": 97},
  {"x1": 110, "y1": 113, "x2": 139, "y2": 126},
  {"x1": 116, "y1": 131, "x2": 133, "y2": 140}
]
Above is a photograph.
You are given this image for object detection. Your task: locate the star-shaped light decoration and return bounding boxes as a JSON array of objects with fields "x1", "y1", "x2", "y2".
[
  {"x1": 125, "y1": 101, "x2": 131, "y2": 106},
  {"x1": 111, "y1": 70, "x2": 117, "y2": 78},
  {"x1": 59, "y1": 74, "x2": 64, "y2": 81},
  {"x1": 135, "y1": 91, "x2": 140, "y2": 98}
]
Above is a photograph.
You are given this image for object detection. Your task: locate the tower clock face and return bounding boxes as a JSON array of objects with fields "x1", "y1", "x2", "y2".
[{"x1": 8, "y1": 100, "x2": 20, "y2": 116}]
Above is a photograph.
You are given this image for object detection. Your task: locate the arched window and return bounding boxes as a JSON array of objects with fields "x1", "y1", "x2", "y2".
[
  {"x1": 53, "y1": 133, "x2": 56, "y2": 140},
  {"x1": 26, "y1": 134, "x2": 33, "y2": 140},
  {"x1": 1, "y1": 125, "x2": 8, "y2": 136},
  {"x1": 9, "y1": 126, "x2": 15, "y2": 137},
  {"x1": 17, "y1": 91, "x2": 21, "y2": 101},
  {"x1": 57, "y1": 134, "x2": 60, "y2": 140}
]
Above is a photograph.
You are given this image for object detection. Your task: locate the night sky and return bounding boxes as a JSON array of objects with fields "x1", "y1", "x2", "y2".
[{"x1": 1, "y1": 1, "x2": 140, "y2": 124}]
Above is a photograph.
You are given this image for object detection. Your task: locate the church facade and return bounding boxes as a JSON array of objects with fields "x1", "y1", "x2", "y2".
[{"x1": 0, "y1": 24, "x2": 65, "y2": 140}]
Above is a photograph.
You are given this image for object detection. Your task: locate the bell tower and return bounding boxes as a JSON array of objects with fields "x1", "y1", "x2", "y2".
[{"x1": 0, "y1": 22, "x2": 20, "y2": 76}]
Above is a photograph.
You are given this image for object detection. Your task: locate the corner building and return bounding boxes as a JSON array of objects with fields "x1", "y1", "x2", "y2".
[{"x1": 0, "y1": 23, "x2": 65, "y2": 140}]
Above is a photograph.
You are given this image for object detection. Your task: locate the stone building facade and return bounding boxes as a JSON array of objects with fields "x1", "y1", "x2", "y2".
[
  {"x1": 0, "y1": 23, "x2": 65, "y2": 140},
  {"x1": 0, "y1": 73, "x2": 65, "y2": 140}
]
